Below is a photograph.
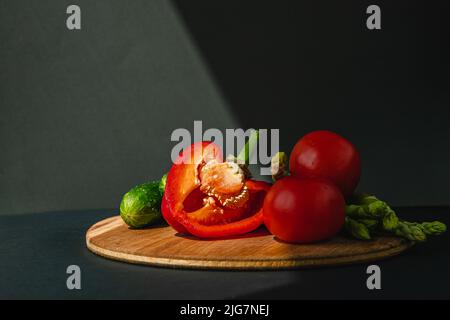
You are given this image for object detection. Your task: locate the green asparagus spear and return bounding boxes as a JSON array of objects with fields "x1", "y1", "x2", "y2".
[
  {"x1": 358, "y1": 219, "x2": 379, "y2": 231},
  {"x1": 346, "y1": 195, "x2": 391, "y2": 220},
  {"x1": 401, "y1": 221, "x2": 447, "y2": 236},
  {"x1": 421, "y1": 221, "x2": 447, "y2": 235},
  {"x1": 345, "y1": 193, "x2": 446, "y2": 242},
  {"x1": 382, "y1": 210, "x2": 399, "y2": 231},
  {"x1": 345, "y1": 217, "x2": 371, "y2": 240},
  {"x1": 394, "y1": 221, "x2": 427, "y2": 242}
]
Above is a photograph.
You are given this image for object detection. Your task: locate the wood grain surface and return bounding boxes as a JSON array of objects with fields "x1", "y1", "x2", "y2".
[{"x1": 86, "y1": 215, "x2": 413, "y2": 270}]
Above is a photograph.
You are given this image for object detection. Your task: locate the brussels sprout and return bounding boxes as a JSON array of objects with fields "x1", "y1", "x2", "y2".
[{"x1": 120, "y1": 181, "x2": 162, "y2": 228}]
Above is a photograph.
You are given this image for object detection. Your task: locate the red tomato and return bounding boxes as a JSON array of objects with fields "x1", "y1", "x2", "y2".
[
  {"x1": 289, "y1": 130, "x2": 361, "y2": 196},
  {"x1": 263, "y1": 176, "x2": 345, "y2": 243}
]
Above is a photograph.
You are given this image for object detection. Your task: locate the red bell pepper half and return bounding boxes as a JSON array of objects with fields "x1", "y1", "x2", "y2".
[{"x1": 163, "y1": 141, "x2": 270, "y2": 238}]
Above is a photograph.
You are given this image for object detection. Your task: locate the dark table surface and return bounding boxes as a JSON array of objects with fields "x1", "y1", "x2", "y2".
[{"x1": 1, "y1": 207, "x2": 449, "y2": 299}]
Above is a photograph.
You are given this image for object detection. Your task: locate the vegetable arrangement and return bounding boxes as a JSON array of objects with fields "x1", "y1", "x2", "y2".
[{"x1": 119, "y1": 130, "x2": 446, "y2": 244}]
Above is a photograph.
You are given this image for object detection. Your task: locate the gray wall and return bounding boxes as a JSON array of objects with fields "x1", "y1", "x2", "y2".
[
  {"x1": 0, "y1": 0, "x2": 236, "y2": 214},
  {"x1": 1, "y1": 0, "x2": 449, "y2": 215}
]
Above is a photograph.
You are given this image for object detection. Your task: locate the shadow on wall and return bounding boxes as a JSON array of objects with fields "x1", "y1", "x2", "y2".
[{"x1": 0, "y1": 0, "x2": 237, "y2": 215}]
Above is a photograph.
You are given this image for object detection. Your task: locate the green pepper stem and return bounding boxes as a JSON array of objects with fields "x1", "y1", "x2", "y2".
[{"x1": 236, "y1": 129, "x2": 259, "y2": 165}]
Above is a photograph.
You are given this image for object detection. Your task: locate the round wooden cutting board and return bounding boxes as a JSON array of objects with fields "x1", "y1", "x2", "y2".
[{"x1": 86, "y1": 215, "x2": 413, "y2": 270}]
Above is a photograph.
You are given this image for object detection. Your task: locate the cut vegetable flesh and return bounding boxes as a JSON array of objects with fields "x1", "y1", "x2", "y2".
[
  {"x1": 181, "y1": 160, "x2": 252, "y2": 225},
  {"x1": 164, "y1": 142, "x2": 269, "y2": 237},
  {"x1": 182, "y1": 180, "x2": 267, "y2": 227},
  {"x1": 199, "y1": 160, "x2": 249, "y2": 209}
]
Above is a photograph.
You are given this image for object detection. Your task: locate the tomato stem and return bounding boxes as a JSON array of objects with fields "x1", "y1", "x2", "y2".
[{"x1": 236, "y1": 129, "x2": 259, "y2": 165}]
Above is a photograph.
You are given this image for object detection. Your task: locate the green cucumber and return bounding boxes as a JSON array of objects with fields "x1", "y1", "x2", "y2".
[{"x1": 120, "y1": 181, "x2": 162, "y2": 228}]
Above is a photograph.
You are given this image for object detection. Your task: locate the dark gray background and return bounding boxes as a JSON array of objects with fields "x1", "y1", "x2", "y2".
[
  {"x1": 1, "y1": 0, "x2": 450, "y2": 215},
  {"x1": 1, "y1": 207, "x2": 449, "y2": 299}
]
